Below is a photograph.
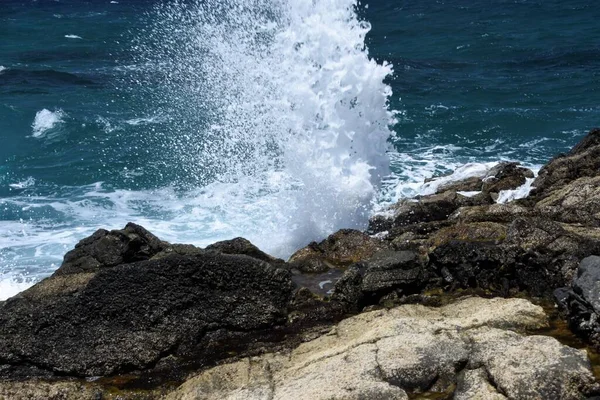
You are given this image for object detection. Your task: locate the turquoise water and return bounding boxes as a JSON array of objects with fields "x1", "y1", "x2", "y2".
[{"x1": 1, "y1": 0, "x2": 599, "y2": 297}]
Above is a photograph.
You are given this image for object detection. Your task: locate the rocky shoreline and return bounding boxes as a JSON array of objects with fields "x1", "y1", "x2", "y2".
[{"x1": 2, "y1": 129, "x2": 600, "y2": 399}]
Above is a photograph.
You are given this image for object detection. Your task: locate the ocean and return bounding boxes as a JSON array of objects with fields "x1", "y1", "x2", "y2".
[{"x1": 1, "y1": 0, "x2": 599, "y2": 299}]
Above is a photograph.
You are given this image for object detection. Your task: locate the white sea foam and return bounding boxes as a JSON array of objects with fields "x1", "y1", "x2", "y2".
[
  {"x1": 65, "y1": 34, "x2": 83, "y2": 39},
  {"x1": 31, "y1": 109, "x2": 66, "y2": 137},
  {"x1": 496, "y1": 166, "x2": 541, "y2": 203},
  {"x1": 0, "y1": 66, "x2": 6, "y2": 74},
  {"x1": 0, "y1": 276, "x2": 36, "y2": 301},
  {"x1": 133, "y1": 0, "x2": 396, "y2": 254}
]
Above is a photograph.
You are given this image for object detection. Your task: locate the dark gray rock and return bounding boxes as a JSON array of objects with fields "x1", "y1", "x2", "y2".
[
  {"x1": 0, "y1": 232, "x2": 295, "y2": 379},
  {"x1": 361, "y1": 250, "x2": 425, "y2": 294},
  {"x1": 368, "y1": 190, "x2": 493, "y2": 235},
  {"x1": 205, "y1": 237, "x2": 284, "y2": 264},
  {"x1": 556, "y1": 256, "x2": 600, "y2": 350},
  {"x1": 574, "y1": 256, "x2": 600, "y2": 314},
  {"x1": 56, "y1": 222, "x2": 166, "y2": 276}
]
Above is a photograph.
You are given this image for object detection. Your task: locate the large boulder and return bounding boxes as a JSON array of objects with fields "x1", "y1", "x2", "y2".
[
  {"x1": 165, "y1": 297, "x2": 598, "y2": 400},
  {"x1": 532, "y1": 128, "x2": 600, "y2": 198},
  {"x1": 0, "y1": 227, "x2": 295, "y2": 379},
  {"x1": 56, "y1": 222, "x2": 166, "y2": 275}
]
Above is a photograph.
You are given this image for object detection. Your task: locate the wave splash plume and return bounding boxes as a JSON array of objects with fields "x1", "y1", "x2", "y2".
[{"x1": 134, "y1": 0, "x2": 396, "y2": 255}]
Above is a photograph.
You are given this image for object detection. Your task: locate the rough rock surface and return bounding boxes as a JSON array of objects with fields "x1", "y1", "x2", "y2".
[
  {"x1": 205, "y1": 237, "x2": 285, "y2": 264},
  {"x1": 361, "y1": 129, "x2": 600, "y2": 302},
  {"x1": 3, "y1": 129, "x2": 600, "y2": 398},
  {"x1": 0, "y1": 227, "x2": 295, "y2": 378},
  {"x1": 556, "y1": 256, "x2": 600, "y2": 350},
  {"x1": 368, "y1": 190, "x2": 493, "y2": 234},
  {"x1": 532, "y1": 127, "x2": 600, "y2": 198},
  {"x1": 535, "y1": 176, "x2": 600, "y2": 226},
  {"x1": 56, "y1": 222, "x2": 166, "y2": 276},
  {"x1": 288, "y1": 229, "x2": 388, "y2": 272},
  {"x1": 165, "y1": 297, "x2": 597, "y2": 400},
  {"x1": 481, "y1": 162, "x2": 534, "y2": 194}
]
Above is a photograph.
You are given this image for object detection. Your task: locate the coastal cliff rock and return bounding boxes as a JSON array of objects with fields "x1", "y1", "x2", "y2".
[
  {"x1": 361, "y1": 129, "x2": 600, "y2": 302},
  {"x1": 532, "y1": 127, "x2": 600, "y2": 199},
  {"x1": 166, "y1": 297, "x2": 597, "y2": 400},
  {"x1": 2, "y1": 129, "x2": 600, "y2": 398},
  {"x1": 556, "y1": 256, "x2": 600, "y2": 351},
  {"x1": 0, "y1": 227, "x2": 295, "y2": 379}
]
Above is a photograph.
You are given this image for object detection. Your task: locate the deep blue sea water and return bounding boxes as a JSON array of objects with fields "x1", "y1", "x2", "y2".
[{"x1": 1, "y1": 0, "x2": 599, "y2": 298}]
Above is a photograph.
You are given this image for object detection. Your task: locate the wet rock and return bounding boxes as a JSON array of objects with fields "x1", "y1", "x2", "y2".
[
  {"x1": 0, "y1": 228, "x2": 295, "y2": 379},
  {"x1": 287, "y1": 287, "x2": 345, "y2": 328},
  {"x1": 288, "y1": 229, "x2": 388, "y2": 271},
  {"x1": 533, "y1": 128, "x2": 600, "y2": 198},
  {"x1": 556, "y1": 256, "x2": 600, "y2": 350},
  {"x1": 330, "y1": 265, "x2": 365, "y2": 313},
  {"x1": 360, "y1": 250, "x2": 426, "y2": 296},
  {"x1": 56, "y1": 222, "x2": 166, "y2": 276},
  {"x1": 205, "y1": 237, "x2": 284, "y2": 264},
  {"x1": 482, "y1": 162, "x2": 534, "y2": 194},
  {"x1": 368, "y1": 190, "x2": 493, "y2": 235},
  {"x1": 165, "y1": 297, "x2": 597, "y2": 400},
  {"x1": 429, "y1": 240, "x2": 519, "y2": 294}
]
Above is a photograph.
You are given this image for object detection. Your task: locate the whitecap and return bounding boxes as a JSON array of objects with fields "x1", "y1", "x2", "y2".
[
  {"x1": 65, "y1": 34, "x2": 83, "y2": 39},
  {"x1": 0, "y1": 66, "x2": 6, "y2": 74},
  {"x1": 31, "y1": 109, "x2": 67, "y2": 138}
]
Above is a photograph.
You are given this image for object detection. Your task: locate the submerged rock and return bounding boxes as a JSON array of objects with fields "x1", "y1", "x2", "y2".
[{"x1": 165, "y1": 297, "x2": 598, "y2": 400}]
